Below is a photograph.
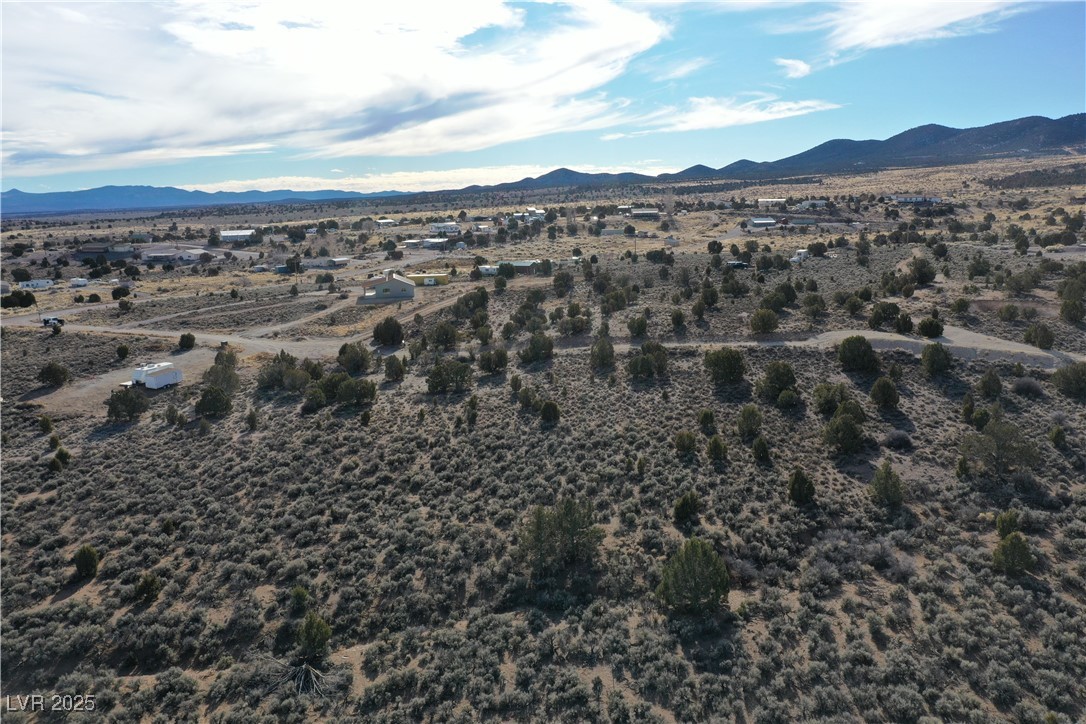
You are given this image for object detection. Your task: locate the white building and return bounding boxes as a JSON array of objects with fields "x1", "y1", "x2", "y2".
[
  {"x1": 220, "y1": 229, "x2": 255, "y2": 244},
  {"x1": 891, "y1": 195, "x2": 942, "y2": 204},
  {"x1": 376, "y1": 219, "x2": 397, "y2": 228},
  {"x1": 797, "y1": 200, "x2": 828, "y2": 210},
  {"x1": 758, "y1": 198, "x2": 786, "y2": 209},
  {"x1": 18, "y1": 279, "x2": 54, "y2": 290},
  {"x1": 422, "y1": 238, "x2": 449, "y2": 250},
  {"x1": 749, "y1": 217, "x2": 777, "y2": 228},
  {"x1": 145, "y1": 251, "x2": 180, "y2": 263},
  {"x1": 630, "y1": 208, "x2": 660, "y2": 221},
  {"x1": 429, "y1": 222, "x2": 461, "y2": 236},
  {"x1": 69, "y1": 278, "x2": 89, "y2": 287},
  {"x1": 178, "y1": 249, "x2": 219, "y2": 263},
  {"x1": 471, "y1": 224, "x2": 494, "y2": 235}
]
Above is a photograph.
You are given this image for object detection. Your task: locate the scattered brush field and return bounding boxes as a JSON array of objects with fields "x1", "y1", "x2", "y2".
[
  {"x1": 2, "y1": 162, "x2": 1085, "y2": 721},
  {"x1": 3, "y1": 271, "x2": 1085, "y2": 723}
]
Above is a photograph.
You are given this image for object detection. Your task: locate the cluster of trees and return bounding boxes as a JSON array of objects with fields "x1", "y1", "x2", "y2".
[
  {"x1": 427, "y1": 357, "x2": 472, "y2": 394},
  {"x1": 256, "y1": 346, "x2": 377, "y2": 414},
  {"x1": 518, "y1": 333, "x2": 554, "y2": 365},
  {"x1": 627, "y1": 341, "x2": 668, "y2": 379},
  {"x1": 554, "y1": 302, "x2": 592, "y2": 336},
  {"x1": 991, "y1": 510, "x2": 1035, "y2": 576},
  {"x1": 1, "y1": 289, "x2": 37, "y2": 308},
  {"x1": 195, "y1": 349, "x2": 240, "y2": 418},
  {"x1": 820, "y1": 387, "x2": 867, "y2": 455},
  {"x1": 515, "y1": 499, "x2": 603, "y2": 584},
  {"x1": 373, "y1": 316, "x2": 404, "y2": 347},
  {"x1": 106, "y1": 387, "x2": 149, "y2": 423},
  {"x1": 838, "y1": 335, "x2": 879, "y2": 374},
  {"x1": 756, "y1": 361, "x2": 798, "y2": 408},
  {"x1": 704, "y1": 347, "x2": 745, "y2": 385}
]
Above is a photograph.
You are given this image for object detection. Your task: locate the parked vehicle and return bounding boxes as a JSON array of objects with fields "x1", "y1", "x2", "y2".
[{"x1": 42, "y1": 317, "x2": 65, "y2": 327}]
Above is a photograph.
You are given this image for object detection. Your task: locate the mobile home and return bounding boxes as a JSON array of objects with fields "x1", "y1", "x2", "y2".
[{"x1": 131, "y1": 362, "x2": 182, "y2": 389}]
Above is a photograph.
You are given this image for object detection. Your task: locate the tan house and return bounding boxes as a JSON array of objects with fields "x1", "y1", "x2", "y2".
[{"x1": 358, "y1": 270, "x2": 415, "y2": 304}]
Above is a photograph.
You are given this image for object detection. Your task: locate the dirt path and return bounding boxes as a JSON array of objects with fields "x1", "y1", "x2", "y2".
[
  {"x1": 597, "y1": 325, "x2": 1083, "y2": 369},
  {"x1": 240, "y1": 293, "x2": 357, "y2": 337}
]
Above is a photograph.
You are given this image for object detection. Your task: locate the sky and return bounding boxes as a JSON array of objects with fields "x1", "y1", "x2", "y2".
[{"x1": 2, "y1": 1, "x2": 1083, "y2": 195}]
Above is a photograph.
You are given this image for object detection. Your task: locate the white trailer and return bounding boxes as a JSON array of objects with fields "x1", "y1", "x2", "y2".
[{"x1": 132, "y1": 362, "x2": 182, "y2": 389}]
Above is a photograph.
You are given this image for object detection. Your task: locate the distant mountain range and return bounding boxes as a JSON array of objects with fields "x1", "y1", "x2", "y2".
[
  {"x1": 0, "y1": 186, "x2": 408, "y2": 215},
  {"x1": 3, "y1": 114, "x2": 1082, "y2": 214}
]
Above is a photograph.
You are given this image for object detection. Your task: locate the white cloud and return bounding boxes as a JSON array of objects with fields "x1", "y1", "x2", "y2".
[
  {"x1": 1, "y1": 1, "x2": 667, "y2": 176},
  {"x1": 179, "y1": 162, "x2": 680, "y2": 194},
  {"x1": 774, "y1": 58, "x2": 811, "y2": 79},
  {"x1": 630, "y1": 94, "x2": 838, "y2": 136},
  {"x1": 652, "y1": 57, "x2": 710, "y2": 81},
  {"x1": 810, "y1": 1, "x2": 1027, "y2": 55},
  {"x1": 774, "y1": 1, "x2": 1029, "y2": 73}
]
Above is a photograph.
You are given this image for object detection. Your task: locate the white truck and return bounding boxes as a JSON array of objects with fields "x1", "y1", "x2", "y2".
[{"x1": 130, "y1": 362, "x2": 182, "y2": 390}]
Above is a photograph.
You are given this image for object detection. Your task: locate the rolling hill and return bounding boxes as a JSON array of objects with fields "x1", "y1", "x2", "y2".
[{"x1": 0, "y1": 185, "x2": 407, "y2": 215}]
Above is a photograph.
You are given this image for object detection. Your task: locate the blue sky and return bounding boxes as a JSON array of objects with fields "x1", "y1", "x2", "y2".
[{"x1": 2, "y1": 1, "x2": 1083, "y2": 194}]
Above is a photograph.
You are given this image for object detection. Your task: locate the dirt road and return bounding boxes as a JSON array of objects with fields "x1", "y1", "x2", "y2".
[{"x1": 8, "y1": 269, "x2": 1081, "y2": 416}]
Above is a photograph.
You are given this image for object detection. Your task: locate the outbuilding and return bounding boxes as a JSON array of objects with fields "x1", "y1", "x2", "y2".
[
  {"x1": 220, "y1": 229, "x2": 255, "y2": 244},
  {"x1": 429, "y1": 222, "x2": 461, "y2": 236},
  {"x1": 406, "y1": 272, "x2": 450, "y2": 286},
  {"x1": 497, "y1": 259, "x2": 540, "y2": 274}
]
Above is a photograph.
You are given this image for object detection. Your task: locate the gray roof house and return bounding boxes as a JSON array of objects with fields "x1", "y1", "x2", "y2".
[{"x1": 358, "y1": 270, "x2": 415, "y2": 304}]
